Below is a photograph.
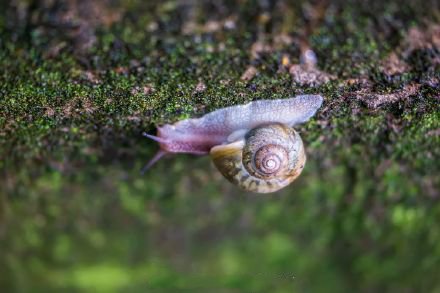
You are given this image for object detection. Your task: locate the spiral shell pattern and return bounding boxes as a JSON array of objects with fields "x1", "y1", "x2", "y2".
[{"x1": 210, "y1": 124, "x2": 306, "y2": 193}]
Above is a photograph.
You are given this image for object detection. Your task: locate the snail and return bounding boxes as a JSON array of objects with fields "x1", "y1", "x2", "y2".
[{"x1": 144, "y1": 94, "x2": 323, "y2": 193}]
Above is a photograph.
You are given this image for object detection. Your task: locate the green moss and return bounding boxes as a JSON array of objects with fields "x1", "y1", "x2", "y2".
[{"x1": 1, "y1": 0, "x2": 439, "y2": 292}]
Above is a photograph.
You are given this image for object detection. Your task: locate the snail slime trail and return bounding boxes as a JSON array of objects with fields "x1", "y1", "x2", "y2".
[{"x1": 144, "y1": 95, "x2": 323, "y2": 193}]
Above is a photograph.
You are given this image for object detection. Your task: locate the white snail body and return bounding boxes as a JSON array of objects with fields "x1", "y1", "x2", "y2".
[{"x1": 144, "y1": 95, "x2": 323, "y2": 193}]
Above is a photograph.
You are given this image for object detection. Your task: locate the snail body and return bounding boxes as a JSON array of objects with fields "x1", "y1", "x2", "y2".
[{"x1": 144, "y1": 95, "x2": 323, "y2": 193}]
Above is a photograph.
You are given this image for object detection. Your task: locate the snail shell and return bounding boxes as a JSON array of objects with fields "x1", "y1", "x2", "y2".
[
  {"x1": 144, "y1": 95, "x2": 323, "y2": 193},
  {"x1": 211, "y1": 124, "x2": 305, "y2": 193}
]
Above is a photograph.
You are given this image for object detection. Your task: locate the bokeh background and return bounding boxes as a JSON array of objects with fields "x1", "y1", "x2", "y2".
[{"x1": 1, "y1": 0, "x2": 439, "y2": 292}]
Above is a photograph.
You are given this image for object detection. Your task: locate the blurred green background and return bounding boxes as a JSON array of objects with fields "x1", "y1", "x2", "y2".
[{"x1": 1, "y1": 0, "x2": 439, "y2": 292}]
